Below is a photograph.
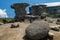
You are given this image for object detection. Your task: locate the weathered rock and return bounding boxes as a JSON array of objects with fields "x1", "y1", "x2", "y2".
[
  {"x1": 44, "y1": 17, "x2": 57, "y2": 23},
  {"x1": 10, "y1": 23, "x2": 19, "y2": 28},
  {"x1": 48, "y1": 32, "x2": 54, "y2": 40},
  {"x1": 25, "y1": 21, "x2": 50, "y2": 40},
  {"x1": 41, "y1": 12, "x2": 47, "y2": 19},
  {"x1": 50, "y1": 25, "x2": 60, "y2": 31},
  {"x1": 56, "y1": 18, "x2": 60, "y2": 25},
  {"x1": 51, "y1": 27, "x2": 60, "y2": 31}
]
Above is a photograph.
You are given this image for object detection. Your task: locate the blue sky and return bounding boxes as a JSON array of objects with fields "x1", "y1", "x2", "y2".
[{"x1": 0, "y1": 0, "x2": 60, "y2": 18}]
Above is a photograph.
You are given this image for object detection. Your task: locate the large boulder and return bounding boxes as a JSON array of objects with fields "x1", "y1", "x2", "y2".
[{"x1": 25, "y1": 21, "x2": 50, "y2": 40}]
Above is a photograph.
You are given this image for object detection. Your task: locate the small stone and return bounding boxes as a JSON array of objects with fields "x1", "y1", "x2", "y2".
[{"x1": 10, "y1": 23, "x2": 19, "y2": 28}]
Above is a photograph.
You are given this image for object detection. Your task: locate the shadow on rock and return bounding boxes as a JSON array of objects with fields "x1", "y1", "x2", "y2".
[{"x1": 23, "y1": 35, "x2": 53, "y2": 40}]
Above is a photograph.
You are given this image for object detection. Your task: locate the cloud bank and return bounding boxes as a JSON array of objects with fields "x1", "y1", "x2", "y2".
[
  {"x1": 44, "y1": 2, "x2": 60, "y2": 7},
  {"x1": 0, "y1": 9, "x2": 8, "y2": 18}
]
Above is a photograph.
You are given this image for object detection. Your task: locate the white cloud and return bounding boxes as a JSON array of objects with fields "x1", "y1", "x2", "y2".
[
  {"x1": 44, "y1": 2, "x2": 60, "y2": 7},
  {"x1": 0, "y1": 9, "x2": 8, "y2": 18}
]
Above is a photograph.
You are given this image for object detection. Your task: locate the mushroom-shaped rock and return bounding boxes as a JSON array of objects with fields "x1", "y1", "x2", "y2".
[
  {"x1": 11, "y1": 3, "x2": 29, "y2": 21},
  {"x1": 25, "y1": 21, "x2": 50, "y2": 40},
  {"x1": 11, "y1": 3, "x2": 29, "y2": 9}
]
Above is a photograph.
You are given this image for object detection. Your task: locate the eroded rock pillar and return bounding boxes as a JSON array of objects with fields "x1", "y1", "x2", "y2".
[
  {"x1": 11, "y1": 3, "x2": 29, "y2": 22},
  {"x1": 29, "y1": 5, "x2": 47, "y2": 16}
]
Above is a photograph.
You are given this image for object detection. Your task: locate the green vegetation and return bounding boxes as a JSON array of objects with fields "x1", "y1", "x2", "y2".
[
  {"x1": 0, "y1": 18, "x2": 14, "y2": 23},
  {"x1": 47, "y1": 14, "x2": 58, "y2": 18}
]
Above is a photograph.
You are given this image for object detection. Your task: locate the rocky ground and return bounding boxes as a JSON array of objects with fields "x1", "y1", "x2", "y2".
[
  {"x1": 49, "y1": 23, "x2": 60, "y2": 40},
  {"x1": 0, "y1": 22, "x2": 30, "y2": 40},
  {"x1": 0, "y1": 22, "x2": 60, "y2": 40}
]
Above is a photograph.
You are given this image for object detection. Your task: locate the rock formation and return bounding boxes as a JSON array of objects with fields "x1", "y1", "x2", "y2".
[
  {"x1": 25, "y1": 20, "x2": 50, "y2": 40},
  {"x1": 11, "y1": 3, "x2": 29, "y2": 22}
]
